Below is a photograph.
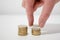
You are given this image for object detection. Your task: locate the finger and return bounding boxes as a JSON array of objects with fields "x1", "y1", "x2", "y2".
[
  {"x1": 33, "y1": 2, "x2": 43, "y2": 11},
  {"x1": 39, "y1": 1, "x2": 55, "y2": 28},
  {"x1": 33, "y1": 0, "x2": 44, "y2": 11},
  {"x1": 25, "y1": 0, "x2": 34, "y2": 26},
  {"x1": 22, "y1": 0, "x2": 25, "y2": 8}
]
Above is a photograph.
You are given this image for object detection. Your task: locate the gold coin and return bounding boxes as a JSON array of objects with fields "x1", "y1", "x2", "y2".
[{"x1": 18, "y1": 25, "x2": 27, "y2": 36}]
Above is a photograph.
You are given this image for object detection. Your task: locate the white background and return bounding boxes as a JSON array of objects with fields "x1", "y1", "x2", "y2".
[
  {"x1": 0, "y1": 0, "x2": 60, "y2": 15},
  {"x1": 0, "y1": 0, "x2": 60, "y2": 40}
]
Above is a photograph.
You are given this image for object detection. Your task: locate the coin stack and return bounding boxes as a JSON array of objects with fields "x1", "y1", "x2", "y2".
[
  {"x1": 32, "y1": 25, "x2": 41, "y2": 36},
  {"x1": 18, "y1": 25, "x2": 27, "y2": 36}
]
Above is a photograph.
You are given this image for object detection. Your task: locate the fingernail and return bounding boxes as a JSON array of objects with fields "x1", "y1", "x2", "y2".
[
  {"x1": 40, "y1": 26, "x2": 44, "y2": 28},
  {"x1": 29, "y1": 23, "x2": 33, "y2": 26},
  {"x1": 39, "y1": 25, "x2": 44, "y2": 28}
]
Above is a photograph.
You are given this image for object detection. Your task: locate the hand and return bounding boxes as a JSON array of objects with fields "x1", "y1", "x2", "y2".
[{"x1": 22, "y1": 0, "x2": 60, "y2": 28}]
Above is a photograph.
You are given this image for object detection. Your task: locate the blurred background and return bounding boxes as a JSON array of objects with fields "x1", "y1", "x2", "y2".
[{"x1": 0, "y1": 0, "x2": 60, "y2": 15}]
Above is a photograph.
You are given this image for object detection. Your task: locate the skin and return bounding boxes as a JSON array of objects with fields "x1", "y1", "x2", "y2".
[{"x1": 22, "y1": 0, "x2": 60, "y2": 28}]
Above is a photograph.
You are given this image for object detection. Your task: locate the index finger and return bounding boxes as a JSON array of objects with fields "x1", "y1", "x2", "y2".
[{"x1": 25, "y1": 0, "x2": 34, "y2": 26}]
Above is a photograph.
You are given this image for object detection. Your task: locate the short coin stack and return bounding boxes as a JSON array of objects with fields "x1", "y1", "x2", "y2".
[
  {"x1": 32, "y1": 25, "x2": 41, "y2": 36},
  {"x1": 18, "y1": 25, "x2": 27, "y2": 36}
]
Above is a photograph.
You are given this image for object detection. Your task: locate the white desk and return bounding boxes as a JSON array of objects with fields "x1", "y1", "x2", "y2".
[{"x1": 0, "y1": 15, "x2": 60, "y2": 40}]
